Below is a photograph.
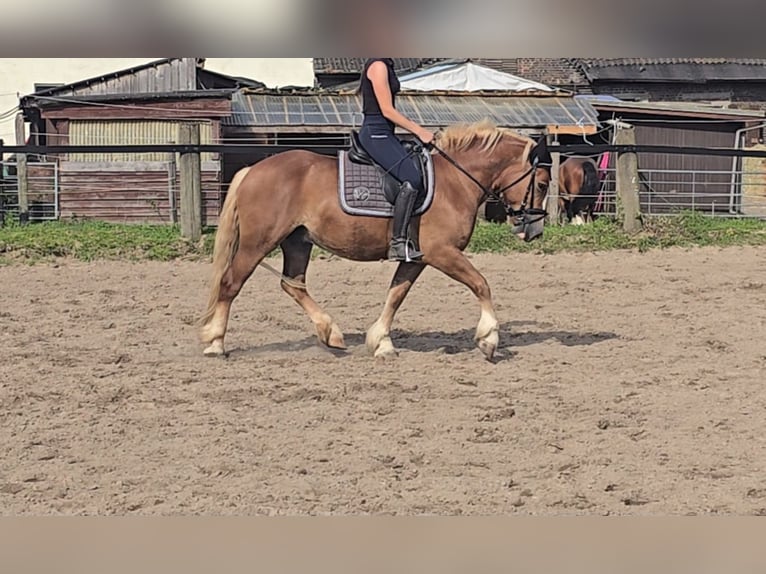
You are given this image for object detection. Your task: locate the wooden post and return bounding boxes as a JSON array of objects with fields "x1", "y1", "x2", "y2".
[
  {"x1": 547, "y1": 139, "x2": 561, "y2": 225},
  {"x1": 15, "y1": 113, "x2": 29, "y2": 224},
  {"x1": 614, "y1": 122, "x2": 643, "y2": 234},
  {"x1": 179, "y1": 123, "x2": 202, "y2": 241}
]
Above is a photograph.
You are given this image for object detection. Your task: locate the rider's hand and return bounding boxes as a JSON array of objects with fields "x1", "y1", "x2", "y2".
[{"x1": 418, "y1": 129, "x2": 435, "y2": 146}]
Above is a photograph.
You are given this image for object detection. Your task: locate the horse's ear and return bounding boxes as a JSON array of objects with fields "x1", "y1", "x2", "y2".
[{"x1": 529, "y1": 136, "x2": 552, "y2": 169}]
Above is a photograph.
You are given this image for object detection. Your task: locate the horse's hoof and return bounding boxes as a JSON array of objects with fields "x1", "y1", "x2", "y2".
[
  {"x1": 476, "y1": 331, "x2": 498, "y2": 361},
  {"x1": 203, "y1": 339, "x2": 226, "y2": 357},
  {"x1": 327, "y1": 339, "x2": 347, "y2": 351},
  {"x1": 373, "y1": 338, "x2": 398, "y2": 360},
  {"x1": 317, "y1": 323, "x2": 347, "y2": 350},
  {"x1": 477, "y1": 340, "x2": 496, "y2": 361},
  {"x1": 374, "y1": 347, "x2": 399, "y2": 361},
  {"x1": 327, "y1": 326, "x2": 347, "y2": 350},
  {"x1": 365, "y1": 321, "x2": 387, "y2": 355}
]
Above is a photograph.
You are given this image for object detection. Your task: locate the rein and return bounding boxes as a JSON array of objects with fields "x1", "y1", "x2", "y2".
[{"x1": 428, "y1": 142, "x2": 540, "y2": 216}]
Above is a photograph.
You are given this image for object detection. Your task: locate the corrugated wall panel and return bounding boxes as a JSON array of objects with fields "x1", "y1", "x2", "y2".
[
  {"x1": 68, "y1": 120, "x2": 216, "y2": 162},
  {"x1": 59, "y1": 168, "x2": 221, "y2": 225}
]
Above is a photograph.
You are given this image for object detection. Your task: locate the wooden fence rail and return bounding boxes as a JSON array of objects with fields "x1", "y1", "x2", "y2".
[{"x1": 6, "y1": 138, "x2": 766, "y2": 234}]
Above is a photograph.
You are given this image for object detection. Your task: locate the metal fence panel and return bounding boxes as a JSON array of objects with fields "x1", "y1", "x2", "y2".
[
  {"x1": 0, "y1": 161, "x2": 59, "y2": 222},
  {"x1": 588, "y1": 163, "x2": 766, "y2": 220}
]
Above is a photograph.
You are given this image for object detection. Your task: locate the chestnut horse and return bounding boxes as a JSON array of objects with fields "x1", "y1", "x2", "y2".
[{"x1": 197, "y1": 121, "x2": 547, "y2": 361}]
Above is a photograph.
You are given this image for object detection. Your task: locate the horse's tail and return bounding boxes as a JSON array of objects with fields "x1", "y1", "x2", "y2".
[
  {"x1": 581, "y1": 159, "x2": 599, "y2": 202},
  {"x1": 197, "y1": 166, "x2": 250, "y2": 337}
]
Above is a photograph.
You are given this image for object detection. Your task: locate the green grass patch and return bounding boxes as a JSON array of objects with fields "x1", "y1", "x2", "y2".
[
  {"x1": 1, "y1": 212, "x2": 766, "y2": 264},
  {"x1": 468, "y1": 212, "x2": 766, "y2": 255},
  {"x1": 0, "y1": 219, "x2": 216, "y2": 264}
]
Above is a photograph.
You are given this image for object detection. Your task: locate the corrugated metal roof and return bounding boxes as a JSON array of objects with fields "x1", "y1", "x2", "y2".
[{"x1": 226, "y1": 90, "x2": 599, "y2": 130}]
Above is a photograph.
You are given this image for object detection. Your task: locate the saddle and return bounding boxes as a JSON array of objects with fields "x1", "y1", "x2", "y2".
[{"x1": 337, "y1": 131, "x2": 435, "y2": 219}]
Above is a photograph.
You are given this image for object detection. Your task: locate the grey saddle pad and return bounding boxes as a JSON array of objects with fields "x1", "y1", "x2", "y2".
[{"x1": 337, "y1": 150, "x2": 435, "y2": 218}]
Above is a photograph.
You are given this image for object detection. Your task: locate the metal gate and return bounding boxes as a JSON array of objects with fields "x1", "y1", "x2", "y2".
[{"x1": 0, "y1": 161, "x2": 59, "y2": 222}]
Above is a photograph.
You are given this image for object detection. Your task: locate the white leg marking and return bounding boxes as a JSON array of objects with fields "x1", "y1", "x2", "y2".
[
  {"x1": 366, "y1": 319, "x2": 389, "y2": 355},
  {"x1": 475, "y1": 306, "x2": 499, "y2": 360},
  {"x1": 203, "y1": 338, "x2": 226, "y2": 357}
]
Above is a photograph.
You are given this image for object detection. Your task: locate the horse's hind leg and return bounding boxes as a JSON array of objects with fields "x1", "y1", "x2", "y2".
[
  {"x1": 366, "y1": 262, "x2": 425, "y2": 358},
  {"x1": 427, "y1": 248, "x2": 499, "y2": 361},
  {"x1": 280, "y1": 229, "x2": 346, "y2": 350},
  {"x1": 202, "y1": 243, "x2": 266, "y2": 356}
]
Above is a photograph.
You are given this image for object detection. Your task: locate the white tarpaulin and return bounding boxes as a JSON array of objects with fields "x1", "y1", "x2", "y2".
[{"x1": 399, "y1": 61, "x2": 555, "y2": 93}]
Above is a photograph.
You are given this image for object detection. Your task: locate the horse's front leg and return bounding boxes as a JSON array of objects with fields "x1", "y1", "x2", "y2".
[
  {"x1": 366, "y1": 262, "x2": 425, "y2": 358},
  {"x1": 427, "y1": 249, "x2": 499, "y2": 360}
]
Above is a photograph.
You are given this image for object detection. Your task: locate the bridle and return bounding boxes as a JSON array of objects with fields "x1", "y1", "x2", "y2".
[{"x1": 425, "y1": 141, "x2": 545, "y2": 218}]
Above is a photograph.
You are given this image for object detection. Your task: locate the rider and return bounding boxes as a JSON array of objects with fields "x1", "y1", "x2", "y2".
[{"x1": 358, "y1": 58, "x2": 435, "y2": 262}]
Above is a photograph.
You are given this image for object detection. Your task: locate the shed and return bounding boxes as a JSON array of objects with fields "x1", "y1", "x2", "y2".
[
  {"x1": 18, "y1": 58, "x2": 261, "y2": 224},
  {"x1": 587, "y1": 98, "x2": 766, "y2": 215}
]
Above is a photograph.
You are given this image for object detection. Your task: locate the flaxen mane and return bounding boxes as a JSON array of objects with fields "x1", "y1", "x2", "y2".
[{"x1": 436, "y1": 119, "x2": 534, "y2": 158}]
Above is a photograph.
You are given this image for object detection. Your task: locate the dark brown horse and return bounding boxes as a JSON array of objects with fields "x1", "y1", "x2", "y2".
[
  {"x1": 485, "y1": 156, "x2": 600, "y2": 226},
  {"x1": 197, "y1": 120, "x2": 546, "y2": 361},
  {"x1": 555, "y1": 156, "x2": 600, "y2": 224}
]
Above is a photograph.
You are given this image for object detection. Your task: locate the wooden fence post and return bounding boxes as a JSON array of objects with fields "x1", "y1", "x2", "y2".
[
  {"x1": 15, "y1": 113, "x2": 29, "y2": 224},
  {"x1": 615, "y1": 122, "x2": 643, "y2": 233},
  {"x1": 547, "y1": 138, "x2": 561, "y2": 225},
  {"x1": 179, "y1": 123, "x2": 202, "y2": 241}
]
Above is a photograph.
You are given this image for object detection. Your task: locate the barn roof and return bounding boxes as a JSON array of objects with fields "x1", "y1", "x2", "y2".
[
  {"x1": 470, "y1": 59, "x2": 589, "y2": 88},
  {"x1": 20, "y1": 58, "x2": 263, "y2": 107},
  {"x1": 225, "y1": 88, "x2": 599, "y2": 132},
  {"x1": 313, "y1": 58, "x2": 590, "y2": 88},
  {"x1": 579, "y1": 59, "x2": 766, "y2": 82},
  {"x1": 313, "y1": 58, "x2": 436, "y2": 75},
  {"x1": 316, "y1": 58, "x2": 766, "y2": 88}
]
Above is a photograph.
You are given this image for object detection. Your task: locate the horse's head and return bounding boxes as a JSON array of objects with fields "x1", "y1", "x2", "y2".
[
  {"x1": 435, "y1": 122, "x2": 549, "y2": 227},
  {"x1": 491, "y1": 134, "x2": 550, "y2": 214},
  {"x1": 494, "y1": 134, "x2": 552, "y2": 242}
]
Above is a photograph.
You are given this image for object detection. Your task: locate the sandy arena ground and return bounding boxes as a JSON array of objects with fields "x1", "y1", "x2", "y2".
[{"x1": 1, "y1": 246, "x2": 765, "y2": 515}]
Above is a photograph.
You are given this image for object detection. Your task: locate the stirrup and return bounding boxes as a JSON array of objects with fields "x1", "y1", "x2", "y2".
[{"x1": 388, "y1": 238, "x2": 423, "y2": 262}]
